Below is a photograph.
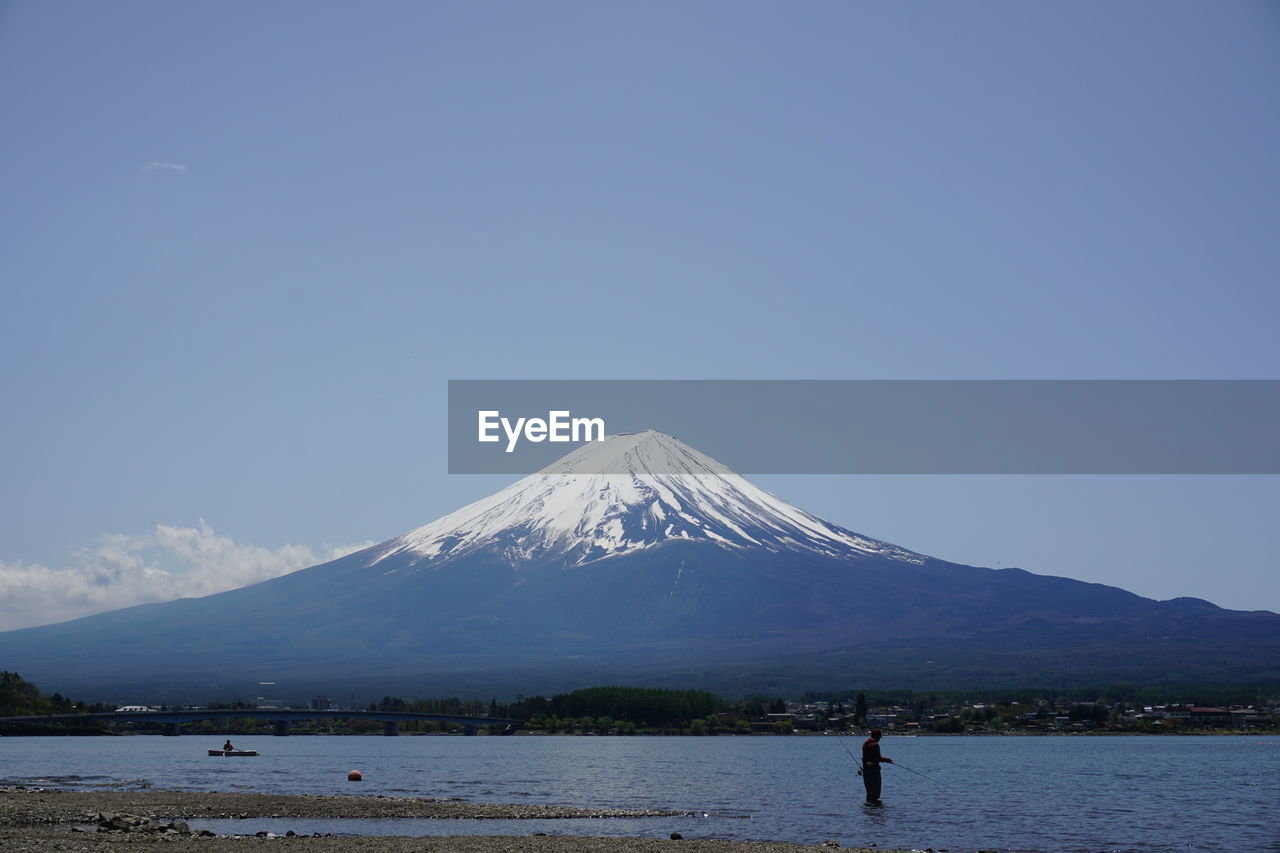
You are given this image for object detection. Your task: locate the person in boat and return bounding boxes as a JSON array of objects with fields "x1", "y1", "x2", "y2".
[
  {"x1": 223, "y1": 739, "x2": 235, "y2": 752},
  {"x1": 861, "y1": 728, "x2": 893, "y2": 804}
]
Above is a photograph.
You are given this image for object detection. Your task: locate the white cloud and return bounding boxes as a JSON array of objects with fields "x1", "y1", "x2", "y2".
[
  {"x1": 141, "y1": 161, "x2": 188, "y2": 173},
  {"x1": 0, "y1": 521, "x2": 374, "y2": 631}
]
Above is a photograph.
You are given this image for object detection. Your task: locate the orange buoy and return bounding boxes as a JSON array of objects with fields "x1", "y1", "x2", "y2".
[{"x1": 347, "y1": 770, "x2": 362, "y2": 781}]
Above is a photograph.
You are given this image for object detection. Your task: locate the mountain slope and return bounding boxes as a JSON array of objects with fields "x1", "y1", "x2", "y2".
[{"x1": 2, "y1": 431, "x2": 1277, "y2": 700}]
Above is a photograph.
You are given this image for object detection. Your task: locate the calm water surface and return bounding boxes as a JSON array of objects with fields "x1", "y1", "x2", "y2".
[{"x1": 3, "y1": 734, "x2": 1278, "y2": 852}]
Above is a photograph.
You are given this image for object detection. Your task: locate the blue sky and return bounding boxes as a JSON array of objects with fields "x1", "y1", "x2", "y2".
[{"x1": 1, "y1": 0, "x2": 1277, "y2": 629}]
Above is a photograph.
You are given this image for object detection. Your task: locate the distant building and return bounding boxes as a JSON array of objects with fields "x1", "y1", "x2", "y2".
[
  {"x1": 866, "y1": 713, "x2": 899, "y2": 729},
  {"x1": 309, "y1": 696, "x2": 332, "y2": 711},
  {"x1": 1182, "y1": 706, "x2": 1270, "y2": 727},
  {"x1": 1230, "y1": 708, "x2": 1271, "y2": 728},
  {"x1": 1188, "y1": 707, "x2": 1231, "y2": 726}
]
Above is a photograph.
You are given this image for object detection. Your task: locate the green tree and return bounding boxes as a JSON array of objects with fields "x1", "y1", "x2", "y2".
[
  {"x1": 546, "y1": 686, "x2": 725, "y2": 729},
  {"x1": 854, "y1": 693, "x2": 868, "y2": 726},
  {"x1": 0, "y1": 671, "x2": 51, "y2": 716},
  {"x1": 932, "y1": 716, "x2": 964, "y2": 733}
]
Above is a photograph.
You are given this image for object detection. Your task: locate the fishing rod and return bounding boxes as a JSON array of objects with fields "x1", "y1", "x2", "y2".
[
  {"x1": 835, "y1": 735, "x2": 864, "y2": 776},
  {"x1": 888, "y1": 760, "x2": 947, "y2": 786},
  {"x1": 839, "y1": 733, "x2": 946, "y2": 786}
]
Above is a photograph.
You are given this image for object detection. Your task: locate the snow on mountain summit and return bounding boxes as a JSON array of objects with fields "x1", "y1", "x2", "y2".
[{"x1": 372, "y1": 430, "x2": 922, "y2": 569}]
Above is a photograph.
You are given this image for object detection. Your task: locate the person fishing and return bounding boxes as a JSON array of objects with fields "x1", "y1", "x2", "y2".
[{"x1": 861, "y1": 728, "x2": 893, "y2": 804}]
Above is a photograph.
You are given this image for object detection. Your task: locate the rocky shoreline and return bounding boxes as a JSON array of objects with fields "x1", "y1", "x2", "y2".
[
  {"x1": 0, "y1": 788, "x2": 694, "y2": 823},
  {"x1": 0, "y1": 788, "x2": 906, "y2": 853}
]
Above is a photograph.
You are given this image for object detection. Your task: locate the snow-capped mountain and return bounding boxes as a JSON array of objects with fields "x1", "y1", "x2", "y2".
[
  {"x1": 3, "y1": 431, "x2": 1278, "y2": 701},
  {"x1": 372, "y1": 430, "x2": 922, "y2": 569}
]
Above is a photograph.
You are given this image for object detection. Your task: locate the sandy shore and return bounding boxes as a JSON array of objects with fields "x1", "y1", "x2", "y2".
[{"x1": 0, "y1": 788, "x2": 904, "y2": 853}]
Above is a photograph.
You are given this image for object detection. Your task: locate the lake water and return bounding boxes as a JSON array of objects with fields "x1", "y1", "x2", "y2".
[{"x1": 2, "y1": 734, "x2": 1278, "y2": 852}]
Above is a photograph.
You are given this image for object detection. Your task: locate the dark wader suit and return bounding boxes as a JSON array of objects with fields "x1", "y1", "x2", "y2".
[{"x1": 862, "y1": 736, "x2": 888, "y2": 803}]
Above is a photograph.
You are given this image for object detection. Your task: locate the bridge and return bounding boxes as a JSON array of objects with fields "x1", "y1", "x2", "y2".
[{"x1": 0, "y1": 708, "x2": 525, "y2": 737}]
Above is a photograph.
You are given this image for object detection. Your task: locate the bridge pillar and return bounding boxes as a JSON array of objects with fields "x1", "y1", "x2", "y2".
[
  {"x1": 163, "y1": 722, "x2": 180, "y2": 737},
  {"x1": 274, "y1": 720, "x2": 290, "y2": 736},
  {"x1": 463, "y1": 725, "x2": 477, "y2": 736},
  {"x1": 383, "y1": 721, "x2": 398, "y2": 737}
]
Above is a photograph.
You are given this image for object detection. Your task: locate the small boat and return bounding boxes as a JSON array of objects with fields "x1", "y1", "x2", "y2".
[{"x1": 208, "y1": 748, "x2": 259, "y2": 756}]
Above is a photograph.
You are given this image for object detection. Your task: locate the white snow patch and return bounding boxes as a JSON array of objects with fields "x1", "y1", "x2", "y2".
[{"x1": 373, "y1": 430, "x2": 923, "y2": 569}]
